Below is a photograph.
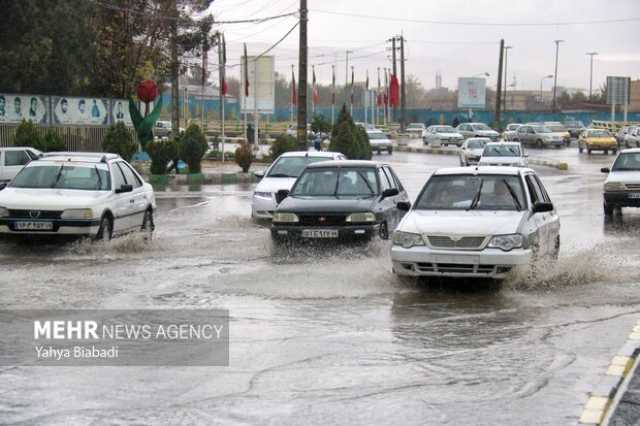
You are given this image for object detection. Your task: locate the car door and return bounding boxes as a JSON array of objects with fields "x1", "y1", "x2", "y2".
[
  {"x1": 382, "y1": 166, "x2": 405, "y2": 230},
  {"x1": 116, "y1": 161, "x2": 147, "y2": 230},
  {"x1": 2, "y1": 149, "x2": 32, "y2": 182},
  {"x1": 110, "y1": 162, "x2": 133, "y2": 234},
  {"x1": 376, "y1": 167, "x2": 397, "y2": 229},
  {"x1": 534, "y1": 174, "x2": 560, "y2": 251},
  {"x1": 524, "y1": 173, "x2": 553, "y2": 255}
]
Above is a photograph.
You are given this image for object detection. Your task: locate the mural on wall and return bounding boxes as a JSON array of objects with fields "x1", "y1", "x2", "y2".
[
  {"x1": 52, "y1": 97, "x2": 109, "y2": 126},
  {"x1": 0, "y1": 94, "x2": 47, "y2": 124}
]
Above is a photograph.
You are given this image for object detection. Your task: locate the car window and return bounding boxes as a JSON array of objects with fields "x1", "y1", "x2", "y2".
[
  {"x1": 534, "y1": 175, "x2": 551, "y2": 203},
  {"x1": 292, "y1": 167, "x2": 378, "y2": 197},
  {"x1": 525, "y1": 175, "x2": 544, "y2": 204},
  {"x1": 612, "y1": 153, "x2": 640, "y2": 171},
  {"x1": 11, "y1": 164, "x2": 110, "y2": 191},
  {"x1": 111, "y1": 162, "x2": 126, "y2": 189},
  {"x1": 483, "y1": 145, "x2": 521, "y2": 157},
  {"x1": 268, "y1": 156, "x2": 333, "y2": 178},
  {"x1": 26, "y1": 150, "x2": 40, "y2": 160},
  {"x1": 385, "y1": 166, "x2": 404, "y2": 191},
  {"x1": 4, "y1": 150, "x2": 31, "y2": 166},
  {"x1": 118, "y1": 162, "x2": 142, "y2": 188},
  {"x1": 378, "y1": 167, "x2": 391, "y2": 191}
]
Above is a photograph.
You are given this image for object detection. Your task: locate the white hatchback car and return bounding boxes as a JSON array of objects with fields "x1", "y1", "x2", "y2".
[
  {"x1": 251, "y1": 151, "x2": 345, "y2": 219},
  {"x1": 391, "y1": 167, "x2": 560, "y2": 279},
  {"x1": 479, "y1": 142, "x2": 528, "y2": 167},
  {"x1": 0, "y1": 152, "x2": 155, "y2": 239},
  {"x1": 0, "y1": 147, "x2": 41, "y2": 183}
]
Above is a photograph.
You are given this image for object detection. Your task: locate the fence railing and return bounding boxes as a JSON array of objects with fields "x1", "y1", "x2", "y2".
[{"x1": 0, "y1": 125, "x2": 137, "y2": 151}]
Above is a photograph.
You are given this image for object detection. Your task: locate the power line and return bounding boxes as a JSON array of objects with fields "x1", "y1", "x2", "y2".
[{"x1": 311, "y1": 9, "x2": 640, "y2": 27}]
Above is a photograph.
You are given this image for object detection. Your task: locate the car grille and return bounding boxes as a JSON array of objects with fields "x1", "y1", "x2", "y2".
[
  {"x1": 8, "y1": 209, "x2": 62, "y2": 219},
  {"x1": 626, "y1": 184, "x2": 640, "y2": 190},
  {"x1": 415, "y1": 263, "x2": 507, "y2": 275},
  {"x1": 299, "y1": 214, "x2": 346, "y2": 226},
  {"x1": 427, "y1": 235, "x2": 486, "y2": 250}
]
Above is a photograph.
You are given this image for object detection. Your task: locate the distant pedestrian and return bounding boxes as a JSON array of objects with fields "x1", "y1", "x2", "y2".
[{"x1": 452, "y1": 117, "x2": 460, "y2": 128}]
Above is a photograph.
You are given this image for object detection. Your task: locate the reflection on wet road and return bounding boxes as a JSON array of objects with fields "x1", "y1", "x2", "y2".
[{"x1": 1, "y1": 151, "x2": 640, "y2": 425}]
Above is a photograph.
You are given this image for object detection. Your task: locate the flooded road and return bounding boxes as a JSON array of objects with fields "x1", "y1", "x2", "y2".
[{"x1": 1, "y1": 151, "x2": 640, "y2": 425}]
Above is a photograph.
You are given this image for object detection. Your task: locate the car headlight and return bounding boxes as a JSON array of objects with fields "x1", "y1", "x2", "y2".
[
  {"x1": 392, "y1": 231, "x2": 425, "y2": 249},
  {"x1": 61, "y1": 208, "x2": 94, "y2": 220},
  {"x1": 488, "y1": 234, "x2": 524, "y2": 251},
  {"x1": 605, "y1": 182, "x2": 626, "y2": 192},
  {"x1": 345, "y1": 212, "x2": 376, "y2": 223},
  {"x1": 272, "y1": 212, "x2": 299, "y2": 223},
  {"x1": 0, "y1": 207, "x2": 8, "y2": 218},
  {"x1": 253, "y1": 191, "x2": 272, "y2": 199}
]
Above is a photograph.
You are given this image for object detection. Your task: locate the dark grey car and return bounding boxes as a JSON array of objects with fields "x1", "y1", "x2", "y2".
[{"x1": 271, "y1": 160, "x2": 410, "y2": 242}]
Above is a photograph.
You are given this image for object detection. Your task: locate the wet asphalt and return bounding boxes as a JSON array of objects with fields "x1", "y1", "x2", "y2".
[{"x1": 1, "y1": 147, "x2": 640, "y2": 425}]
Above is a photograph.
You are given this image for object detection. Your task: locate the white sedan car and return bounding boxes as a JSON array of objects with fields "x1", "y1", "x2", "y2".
[
  {"x1": 602, "y1": 149, "x2": 640, "y2": 216},
  {"x1": 391, "y1": 166, "x2": 560, "y2": 279},
  {"x1": 459, "y1": 137, "x2": 490, "y2": 166},
  {"x1": 479, "y1": 142, "x2": 528, "y2": 167},
  {"x1": 251, "y1": 151, "x2": 345, "y2": 219},
  {"x1": 0, "y1": 152, "x2": 155, "y2": 239},
  {"x1": 423, "y1": 125, "x2": 464, "y2": 147},
  {"x1": 367, "y1": 130, "x2": 393, "y2": 154}
]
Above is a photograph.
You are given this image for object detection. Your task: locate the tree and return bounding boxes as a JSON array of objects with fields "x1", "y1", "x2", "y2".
[
  {"x1": 269, "y1": 134, "x2": 297, "y2": 160},
  {"x1": 178, "y1": 124, "x2": 208, "y2": 173},
  {"x1": 13, "y1": 120, "x2": 43, "y2": 150},
  {"x1": 329, "y1": 106, "x2": 370, "y2": 160},
  {"x1": 311, "y1": 115, "x2": 332, "y2": 133},
  {"x1": 103, "y1": 122, "x2": 138, "y2": 161}
]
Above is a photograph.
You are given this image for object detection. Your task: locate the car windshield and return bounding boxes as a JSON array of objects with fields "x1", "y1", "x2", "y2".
[
  {"x1": 415, "y1": 174, "x2": 526, "y2": 211},
  {"x1": 367, "y1": 132, "x2": 387, "y2": 140},
  {"x1": 407, "y1": 123, "x2": 423, "y2": 129},
  {"x1": 467, "y1": 140, "x2": 487, "y2": 149},
  {"x1": 533, "y1": 125, "x2": 552, "y2": 133},
  {"x1": 471, "y1": 124, "x2": 491, "y2": 131},
  {"x1": 587, "y1": 130, "x2": 610, "y2": 137},
  {"x1": 507, "y1": 124, "x2": 520, "y2": 131},
  {"x1": 11, "y1": 164, "x2": 111, "y2": 190},
  {"x1": 433, "y1": 126, "x2": 454, "y2": 133},
  {"x1": 291, "y1": 167, "x2": 378, "y2": 198},
  {"x1": 612, "y1": 153, "x2": 640, "y2": 171},
  {"x1": 268, "y1": 156, "x2": 332, "y2": 178},
  {"x1": 483, "y1": 145, "x2": 521, "y2": 157},
  {"x1": 547, "y1": 125, "x2": 566, "y2": 132}
]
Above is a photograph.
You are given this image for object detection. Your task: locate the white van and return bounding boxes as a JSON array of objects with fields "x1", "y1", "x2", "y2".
[{"x1": 0, "y1": 147, "x2": 41, "y2": 183}]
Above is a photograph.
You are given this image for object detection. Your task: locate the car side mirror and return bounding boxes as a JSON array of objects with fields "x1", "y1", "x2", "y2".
[
  {"x1": 115, "y1": 184, "x2": 133, "y2": 194},
  {"x1": 0, "y1": 182, "x2": 6, "y2": 191},
  {"x1": 532, "y1": 202, "x2": 553, "y2": 214},
  {"x1": 381, "y1": 188, "x2": 399, "y2": 199},
  {"x1": 254, "y1": 170, "x2": 265, "y2": 180},
  {"x1": 601, "y1": 167, "x2": 610, "y2": 174},
  {"x1": 275, "y1": 189, "x2": 290, "y2": 204},
  {"x1": 396, "y1": 201, "x2": 411, "y2": 212}
]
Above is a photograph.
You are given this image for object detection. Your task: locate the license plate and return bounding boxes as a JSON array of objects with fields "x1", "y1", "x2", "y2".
[
  {"x1": 629, "y1": 193, "x2": 640, "y2": 199},
  {"x1": 14, "y1": 221, "x2": 53, "y2": 231},
  {"x1": 433, "y1": 254, "x2": 480, "y2": 264},
  {"x1": 302, "y1": 229, "x2": 338, "y2": 239}
]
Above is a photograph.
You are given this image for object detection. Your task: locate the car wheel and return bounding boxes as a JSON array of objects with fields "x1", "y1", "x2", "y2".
[
  {"x1": 388, "y1": 146, "x2": 393, "y2": 154},
  {"x1": 379, "y1": 222, "x2": 389, "y2": 240},
  {"x1": 377, "y1": 149, "x2": 381, "y2": 155},
  {"x1": 587, "y1": 149, "x2": 592, "y2": 155},
  {"x1": 604, "y1": 202, "x2": 614, "y2": 217},
  {"x1": 95, "y1": 215, "x2": 113, "y2": 241},
  {"x1": 578, "y1": 145, "x2": 583, "y2": 153},
  {"x1": 141, "y1": 208, "x2": 155, "y2": 238},
  {"x1": 604, "y1": 150, "x2": 608, "y2": 155},
  {"x1": 536, "y1": 139, "x2": 543, "y2": 148}
]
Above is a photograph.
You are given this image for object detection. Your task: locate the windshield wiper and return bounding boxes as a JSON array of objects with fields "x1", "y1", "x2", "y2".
[
  {"x1": 356, "y1": 171, "x2": 375, "y2": 194},
  {"x1": 502, "y1": 179, "x2": 522, "y2": 211},
  {"x1": 51, "y1": 165, "x2": 64, "y2": 188},
  {"x1": 468, "y1": 178, "x2": 484, "y2": 210}
]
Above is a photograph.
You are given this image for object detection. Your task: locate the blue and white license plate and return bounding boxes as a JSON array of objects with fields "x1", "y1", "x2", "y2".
[
  {"x1": 302, "y1": 229, "x2": 338, "y2": 239},
  {"x1": 14, "y1": 221, "x2": 54, "y2": 231}
]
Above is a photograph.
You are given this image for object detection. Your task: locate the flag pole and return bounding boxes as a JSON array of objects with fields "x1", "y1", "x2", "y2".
[{"x1": 331, "y1": 64, "x2": 335, "y2": 125}]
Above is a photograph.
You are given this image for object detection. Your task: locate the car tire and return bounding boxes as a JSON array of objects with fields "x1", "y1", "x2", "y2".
[
  {"x1": 578, "y1": 145, "x2": 583, "y2": 153},
  {"x1": 604, "y1": 202, "x2": 614, "y2": 217},
  {"x1": 379, "y1": 222, "x2": 389, "y2": 240},
  {"x1": 604, "y1": 150, "x2": 609, "y2": 155},
  {"x1": 587, "y1": 149, "x2": 592, "y2": 155},
  {"x1": 377, "y1": 149, "x2": 381, "y2": 155},
  {"x1": 536, "y1": 139, "x2": 543, "y2": 148},
  {"x1": 612, "y1": 149, "x2": 617, "y2": 155},
  {"x1": 95, "y1": 215, "x2": 113, "y2": 241},
  {"x1": 388, "y1": 146, "x2": 393, "y2": 154},
  {"x1": 141, "y1": 208, "x2": 155, "y2": 239}
]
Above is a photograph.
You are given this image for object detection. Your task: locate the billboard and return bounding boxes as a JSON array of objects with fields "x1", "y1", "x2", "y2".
[
  {"x1": 110, "y1": 99, "x2": 133, "y2": 127},
  {"x1": 52, "y1": 97, "x2": 110, "y2": 126},
  {"x1": 606, "y1": 76, "x2": 631, "y2": 105},
  {"x1": 457, "y1": 77, "x2": 487, "y2": 109},
  {"x1": 240, "y1": 55, "x2": 275, "y2": 114},
  {"x1": 0, "y1": 94, "x2": 48, "y2": 124}
]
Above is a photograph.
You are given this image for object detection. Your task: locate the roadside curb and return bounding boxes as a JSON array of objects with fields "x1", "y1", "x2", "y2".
[
  {"x1": 579, "y1": 320, "x2": 640, "y2": 425},
  {"x1": 145, "y1": 172, "x2": 259, "y2": 186},
  {"x1": 393, "y1": 144, "x2": 569, "y2": 171}
]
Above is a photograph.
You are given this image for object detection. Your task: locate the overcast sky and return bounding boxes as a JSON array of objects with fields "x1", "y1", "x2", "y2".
[{"x1": 208, "y1": 0, "x2": 640, "y2": 92}]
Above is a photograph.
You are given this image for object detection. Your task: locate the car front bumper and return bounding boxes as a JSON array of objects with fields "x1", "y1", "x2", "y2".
[
  {"x1": 251, "y1": 195, "x2": 277, "y2": 219},
  {"x1": 271, "y1": 223, "x2": 380, "y2": 241},
  {"x1": 585, "y1": 144, "x2": 617, "y2": 151},
  {"x1": 0, "y1": 219, "x2": 100, "y2": 236},
  {"x1": 604, "y1": 191, "x2": 640, "y2": 208},
  {"x1": 391, "y1": 245, "x2": 532, "y2": 278}
]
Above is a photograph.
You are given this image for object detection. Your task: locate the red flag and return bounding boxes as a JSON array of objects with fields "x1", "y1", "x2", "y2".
[
  {"x1": 243, "y1": 43, "x2": 249, "y2": 97},
  {"x1": 389, "y1": 74, "x2": 400, "y2": 107},
  {"x1": 291, "y1": 70, "x2": 297, "y2": 106},
  {"x1": 383, "y1": 93, "x2": 389, "y2": 106},
  {"x1": 312, "y1": 68, "x2": 319, "y2": 106},
  {"x1": 376, "y1": 93, "x2": 382, "y2": 107},
  {"x1": 221, "y1": 79, "x2": 228, "y2": 96}
]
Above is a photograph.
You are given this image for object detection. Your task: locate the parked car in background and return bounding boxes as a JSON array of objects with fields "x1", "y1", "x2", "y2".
[
  {"x1": 543, "y1": 122, "x2": 571, "y2": 146},
  {"x1": 623, "y1": 126, "x2": 640, "y2": 148},
  {"x1": 601, "y1": 149, "x2": 640, "y2": 216},
  {"x1": 251, "y1": 151, "x2": 345, "y2": 219},
  {"x1": 271, "y1": 160, "x2": 410, "y2": 242},
  {"x1": 502, "y1": 124, "x2": 522, "y2": 141},
  {"x1": 616, "y1": 126, "x2": 633, "y2": 146},
  {"x1": 423, "y1": 125, "x2": 464, "y2": 146},
  {"x1": 456, "y1": 122, "x2": 500, "y2": 141},
  {"x1": 459, "y1": 137, "x2": 490, "y2": 166},
  {"x1": 578, "y1": 129, "x2": 618, "y2": 155},
  {"x1": 153, "y1": 120, "x2": 173, "y2": 139},
  {"x1": 367, "y1": 130, "x2": 393, "y2": 154},
  {"x1": 516, "y1": 124, "x2": 564, "y2": 148},
  {"x1": 0, "y1": 147, "x2": 41, "y2": 183},
  {"x1": 0, "y1": 152, "x2": 155, "y2": 239},
  {"x1": 563, "y1": 120, "x2": 586, "y2": 138},
  {"x1": 479, "y1": 142, "x2": 528, "y2": 167},
  {"x1": 406, "y1": 123, "x2": 426, "y2": 135},
  {"x1": 391, "y1": 166, "x2": 560, "y2": 279},
  {"x1": 355, "y1": 122, "x2": 377, "y2": 131}
]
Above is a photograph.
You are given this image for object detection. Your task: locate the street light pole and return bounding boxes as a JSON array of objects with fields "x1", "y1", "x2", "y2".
[
  {"x1": 503, "y1": 46, "x2": 512, "y2": 112},
  {"x1": 540, "y1": 74, "x2": 553, "y2": 103},
  {"x1": 552, "y1": 40, "x2": 564, "y2": 111},
  {"x1": 586, "y1": 52, "x2": 598, "y2": 100}
]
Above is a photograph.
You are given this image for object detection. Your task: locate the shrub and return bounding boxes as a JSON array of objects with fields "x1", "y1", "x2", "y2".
[
  {"x1": 235, "y1": 143, "x2": 253, "y2": 173},
  {"x1": 354, "y1": 125, "x2": 372, "y2": 160},
  {"x1": 329, "y1": 106, "x2": 370, "y2": 159},
  {"x1": 311, "y1": 114, "x2": 332, "y2": 133},
  {"x1": 178, "y1": 124, "x2": 208, "y2": 173},
  {"x1": 147, "y1": 139, "x2": 178, "y2": 175},
  {"x1": 102, "y1": 122, "x2": 137, "y2": 161},
  {"x1": 269, "y1": 133, "x2": 297, "y2": 160},
  {"x1": 42, "y1": 131, "x2": 66, "y2": 152},
  {"x1": 14, "y1": 120, "x2": 43, "y2": 150}
]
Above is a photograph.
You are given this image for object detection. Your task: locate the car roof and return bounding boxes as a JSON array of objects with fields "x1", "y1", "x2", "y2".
[
  {"x1": 620, "y1": 148, "x2": 640, "y2": 154},
  {"x1": 306, "y1": 159, "x2": 383, "y2": 168},
  {"x1": 485, "y1": 141, "x2": 521, "y2": 146},
  {"x1": 39, "y1": 152, "x2": 121, "y2": 163},
  {"x1": 434, "y1": 166, "x2": 531, "y2": 176},
  {"x1": 467, "y1": 137, "x2": 491, "y2": 141},
  {"x1": 279, "y1": 150, "x2": 341, "y2": 158},
  {"x1": 0, "y1": 146, "x2": 40, "y2": 151}
]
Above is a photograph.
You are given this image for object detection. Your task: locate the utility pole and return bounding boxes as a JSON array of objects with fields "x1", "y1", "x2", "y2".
[
  {"x1": 586, "y1": 52, "x2": 598, "y2": 100},
  {"x1": 344, "y1": 50, "x2": 352, "y2": 105},
  {"x1": 297, "y1": 0, "x2": 308, "y2": 148},
  {"x1": 217, "y1": 32, "x2": 226, "y2": 162},
  {"x1": 552, "y1": 40, "x2": 564, "y2": 111},
  {"x1": 503, "y1": 45, "x2": 512, "y2": 112},
  {"x1": 495, "y1": 39, "x2": 504, "y2": 128},
  {"x1": 391, "y1": 37, "x2": 397, "y2": 124},
  {"x1": 170, "y1": 0, "x2": 180, "y2": 133},
  {"x1": 399, "y1": 35, "x2": 406, "y2": 132}
]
